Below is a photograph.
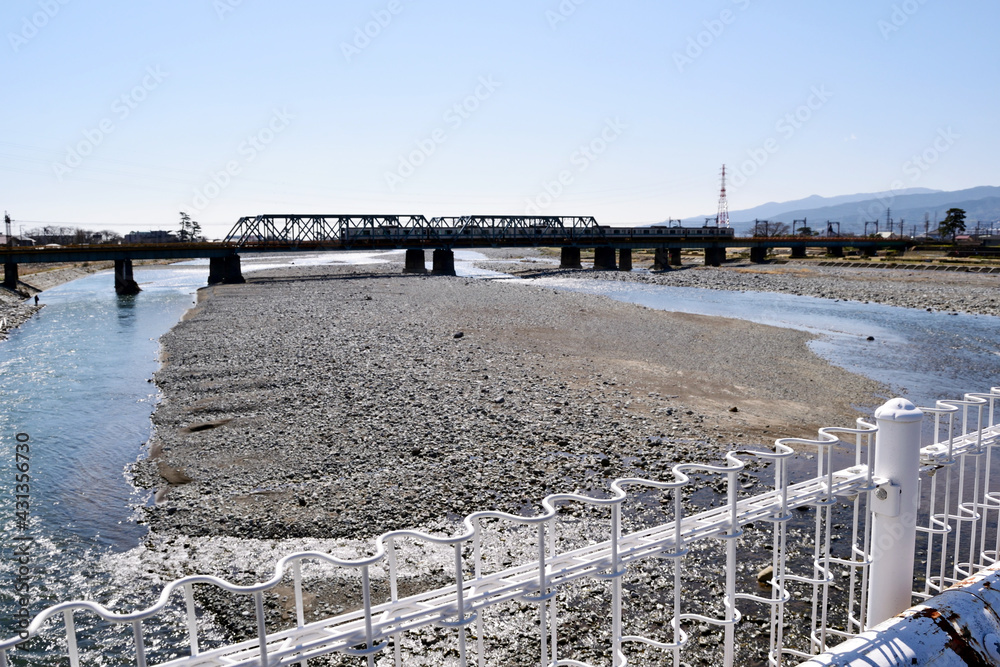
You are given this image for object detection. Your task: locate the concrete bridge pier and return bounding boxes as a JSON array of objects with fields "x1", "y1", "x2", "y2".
[
  {"x1": 560, "y1": 247, "x2": 582, "y2": 269},
  {"x1": 652, "y1": 248, "x2": 670, "y2": 272},
  {"x1": 704, "y1": 247, "x2": 725, "y2": 267},
  {"x1": 432, "y1": 249, "x2": 456, "y2": 276},
  {"x1": 114, "y1": 259, "x2": 141, "y2": 295},
  {"x1": 669, "y1": 248, "x2": 682, "y2": 266},
  {"x1": 790, "y1": 244, "x2": 807, "y2": 259},
  {"x1": 404, "y1": 249, "x2": 427, "y2": 273},
  {"x1": 593, "y1": 247, "x2": 617, "y2": 271},
  {"x1": 222, "y1": 255, "x2": 246, "y2": 284},
  {"x1": 208, "y1": 257, "x2": 226, "y2": 284},
  {"x1": 3, "y1": 262, "x2": 18, "y2": 290},
  {"x1": 827, "y1": 246, "x2": 844, "y2": 258},
  {"x1": 618, "y1": 248, "x2": 632, "y2": 271},
  {"x1": 749, "y1": 247, "x2": 768, "y2": 263}
]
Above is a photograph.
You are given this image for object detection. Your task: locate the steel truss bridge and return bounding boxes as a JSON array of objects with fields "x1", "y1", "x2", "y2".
[
  {"x1": 222, "y1": 214, "x2": 908, "y2": 253},
  {"x1": 225, "y1": 214, "x2": 610, "y2": 249}
]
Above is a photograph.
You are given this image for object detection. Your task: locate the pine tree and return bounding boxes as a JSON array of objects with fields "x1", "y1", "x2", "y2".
[
  {"x1": 178, "y1": 212, "x2": 202, "y2": 242},
  {"x1": 938, "y1": 208, "x2": 966, "y2": 243}
]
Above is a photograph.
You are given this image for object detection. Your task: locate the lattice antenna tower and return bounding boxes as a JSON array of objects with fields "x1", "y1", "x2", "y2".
[{"x1": 716, "y1": 164, "x2": 731, "y2": 228}]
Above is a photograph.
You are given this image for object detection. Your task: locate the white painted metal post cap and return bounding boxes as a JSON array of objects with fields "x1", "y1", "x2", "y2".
[{"x1": 874, "y1": 397, "x2": 923, "y2": 422}]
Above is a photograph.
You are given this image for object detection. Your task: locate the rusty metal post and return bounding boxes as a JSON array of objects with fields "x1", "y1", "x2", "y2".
[
  {"x1": 800, "y1": 561, "x2": 1000, "y2": 665},
  {"x1": 866, "y1": 398, "x2": 923, "y2": 628}
]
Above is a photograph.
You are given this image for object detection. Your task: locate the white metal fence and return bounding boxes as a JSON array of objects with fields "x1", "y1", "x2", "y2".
[{"x1": 2, "y1": 388, "x2": 999, "y2": 666}]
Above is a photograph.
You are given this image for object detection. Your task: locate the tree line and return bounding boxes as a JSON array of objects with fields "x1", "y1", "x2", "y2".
[{"x1": 23, "y1": 212, "x2": 204, "y2": 245}]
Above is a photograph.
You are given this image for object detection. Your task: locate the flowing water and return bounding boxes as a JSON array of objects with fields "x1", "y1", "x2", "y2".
[
  {"x1": 0, "y1": 264, "x2": 204, "y2": 660},
  {"x1": 0, "y1": 252, "x2": 996, "y2": 661},
  {"x1": 526, "y1": 273, "x2": 1000, "y2": 409}
]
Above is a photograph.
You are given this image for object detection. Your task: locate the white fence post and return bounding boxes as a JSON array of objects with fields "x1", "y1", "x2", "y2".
[{"x1": 865, "y1": 397, "x2": 923, "y2": 628}]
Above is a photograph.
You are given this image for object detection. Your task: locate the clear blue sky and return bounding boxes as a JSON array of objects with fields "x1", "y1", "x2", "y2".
[{"x1": 2, "y1": 1, "x2": 997, "y2": 238}]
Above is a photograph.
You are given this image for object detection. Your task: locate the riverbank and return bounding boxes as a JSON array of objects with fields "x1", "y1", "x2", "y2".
[{"x1": 495, "y1": 257, "x2": 1000, "y2": 317}]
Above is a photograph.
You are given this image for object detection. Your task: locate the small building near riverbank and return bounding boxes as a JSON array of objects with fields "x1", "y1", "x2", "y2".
[
  {"x1": 0, "y1": 234, "x2": 35, "y2": 247},
  {"x1": 124, "y1": 230, "x2": 179, "y2": 244}
]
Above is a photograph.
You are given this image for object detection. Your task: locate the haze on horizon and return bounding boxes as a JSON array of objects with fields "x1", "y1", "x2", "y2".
[{"x1": 2, "y1": 1, "x2": 997, "y2": 238}]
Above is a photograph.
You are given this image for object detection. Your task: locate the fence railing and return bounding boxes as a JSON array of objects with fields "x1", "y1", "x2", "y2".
[{"x1": 2, "y1": 388, "x2": 999, "y2": 667}]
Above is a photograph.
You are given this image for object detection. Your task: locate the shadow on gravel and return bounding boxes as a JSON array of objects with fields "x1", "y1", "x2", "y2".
[{"x1": 246, "y1": 271, "x2": 422, "y2": 286}]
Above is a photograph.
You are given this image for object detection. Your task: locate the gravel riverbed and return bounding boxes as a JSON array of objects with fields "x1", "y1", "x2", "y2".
[
  {"x1": 128, "y1": 257, "x2": 889, "y2": 666},
  {"x1": 0, "y1": 290, "x2": 36, "y2": 338}
]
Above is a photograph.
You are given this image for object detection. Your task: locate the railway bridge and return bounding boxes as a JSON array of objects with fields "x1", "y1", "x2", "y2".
[
  {"x1": 224, "y1": 214, "x2": 906, "y2": 273},
  {"x1": 0, "y1": 214, "x2": 908, "y2": 293}
]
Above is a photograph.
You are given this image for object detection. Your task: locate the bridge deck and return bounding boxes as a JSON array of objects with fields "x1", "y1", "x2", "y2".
[{"x1": 0, "y1": 235, "x2": 904, "y2": 265}]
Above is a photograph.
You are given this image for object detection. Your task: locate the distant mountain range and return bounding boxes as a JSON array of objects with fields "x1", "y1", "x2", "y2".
[{"x1": 673, "y1": 186, "x2": 1000, "y2": 235}]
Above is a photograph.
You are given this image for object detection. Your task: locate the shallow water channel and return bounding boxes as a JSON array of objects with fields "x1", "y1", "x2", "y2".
[
  {"x1": 528, "y1": 272, "x2": 1000, "y2": 409},
  {"x1": 0, "y1": 264, "x2": 205, "y2": 654},
  {"x1": 0, "y1": 252, "x2": 996, "y2": 659}
]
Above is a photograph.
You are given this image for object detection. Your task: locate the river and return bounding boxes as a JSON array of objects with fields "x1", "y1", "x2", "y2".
[{"x1": 0, "y1": 251, "x2": 996, "y2": 659}]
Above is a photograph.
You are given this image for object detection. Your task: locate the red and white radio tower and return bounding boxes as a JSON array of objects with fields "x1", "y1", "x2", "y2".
[{"x1": 716, "y1": 164, "x2": 731, "y2": 228}]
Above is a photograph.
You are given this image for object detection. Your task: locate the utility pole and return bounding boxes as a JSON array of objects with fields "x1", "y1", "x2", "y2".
[{"x1": 4, "y1": 212, "x2": 11, "y2": 248}]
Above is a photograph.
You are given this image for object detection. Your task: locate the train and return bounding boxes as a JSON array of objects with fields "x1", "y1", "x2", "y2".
[{"x1": 340, "y1": 223, "x2": 735, "y2": 245}]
